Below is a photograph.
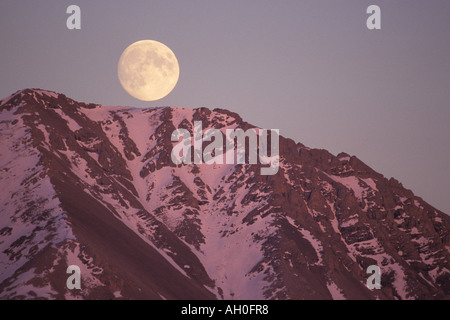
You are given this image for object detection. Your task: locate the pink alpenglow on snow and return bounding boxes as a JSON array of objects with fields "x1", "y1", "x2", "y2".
[
  {"x1": 1, "y1": 89, "x2": 449, "y2": 300},
  {"x1": 171, "y1": 121, "x2": 280, "y2": 175}
]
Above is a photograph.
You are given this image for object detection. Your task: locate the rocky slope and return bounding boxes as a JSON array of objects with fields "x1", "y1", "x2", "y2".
[{"x1": 0, "y1": 88, "x2": 449, "y2": 299}]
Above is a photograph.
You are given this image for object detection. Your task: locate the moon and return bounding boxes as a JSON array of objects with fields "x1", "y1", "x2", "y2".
[{"x1": 118, "y1": 40, "x2": 180, "y2": 101}]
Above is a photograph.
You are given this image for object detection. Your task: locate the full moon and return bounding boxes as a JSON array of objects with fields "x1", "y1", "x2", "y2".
[{"x1": 118, "y1": 40, "x2": 180, "y2": 101}]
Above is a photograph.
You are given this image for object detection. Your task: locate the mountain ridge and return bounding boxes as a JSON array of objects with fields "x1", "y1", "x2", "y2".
[{"x1": 0, "y1": 88, "x2": 449, "y2": 299}]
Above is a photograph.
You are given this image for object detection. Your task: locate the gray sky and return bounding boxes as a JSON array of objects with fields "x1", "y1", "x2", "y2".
[{"x1": 1, "y1": 0, "x2": 449, "y2": 214}]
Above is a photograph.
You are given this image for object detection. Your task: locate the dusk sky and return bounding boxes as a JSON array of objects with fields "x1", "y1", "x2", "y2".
[{"x1": 1, "y1": 1, "x2": 449, "y2": 213}]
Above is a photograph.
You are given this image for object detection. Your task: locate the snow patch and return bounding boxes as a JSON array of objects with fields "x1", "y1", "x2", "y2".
[{"x1": 326, "y1": 281, "x2": 345, "y2": 300}]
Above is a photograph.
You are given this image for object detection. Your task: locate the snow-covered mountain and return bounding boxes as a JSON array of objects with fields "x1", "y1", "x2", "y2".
[{"x1": 0, "y1": 88, "x2": 449, "y2": 299}]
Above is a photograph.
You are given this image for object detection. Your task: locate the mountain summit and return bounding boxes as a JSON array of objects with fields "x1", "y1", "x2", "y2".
[{"x1": 0, "y1": 88, "x2": 449, "y2": 299}]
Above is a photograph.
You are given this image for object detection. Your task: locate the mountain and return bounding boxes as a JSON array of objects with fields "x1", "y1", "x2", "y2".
[{"x1": 0, "y1": 88, "x2": 449, "y2": 300}]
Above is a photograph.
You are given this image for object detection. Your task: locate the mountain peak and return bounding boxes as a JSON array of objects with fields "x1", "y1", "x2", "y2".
[{"x1": 0, "y1": 89, "x2": 449, "y2": 300}]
